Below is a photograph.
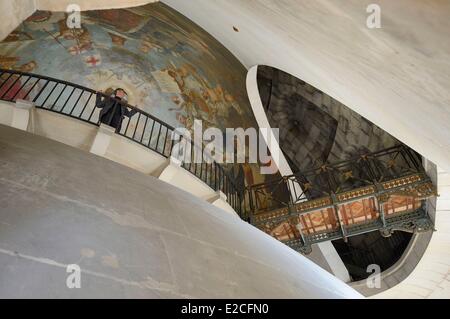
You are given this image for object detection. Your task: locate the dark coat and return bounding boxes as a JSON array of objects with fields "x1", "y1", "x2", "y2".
[{"x1": 95, "y1": 93, "x2": 137, "y2": 132}]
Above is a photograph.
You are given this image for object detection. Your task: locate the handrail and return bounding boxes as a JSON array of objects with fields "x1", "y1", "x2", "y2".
[
  {"x1": 240, "y1": 142, "x2": 436, "y2": 254},
  {"x1": 0, "y1": 68, "x2": 174, "y2": 130},
  {"x1": 240, "y1": 144, "x2": 429, "y2": 221},
  {"x1": 246, "y1": 144, "x2": 419, "y2": 191},
  {"x1": 0, "y1": 69, "x2": 243, "y2": 215}
]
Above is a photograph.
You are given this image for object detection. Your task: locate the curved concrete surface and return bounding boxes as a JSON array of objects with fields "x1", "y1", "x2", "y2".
[
  {"x1": 350, "y1": 160, "x2": 437, "y2": 296},
  {"x1": 2, "y1": 0, "x2": 446, "y2": 298},
  {"x1": 246, "y1": 65, "x2": 351, "y2": 283},
  {"x1": 0, "y1": 100, "x2": 234, "y2": 215},
  {"x1": 36, "y1": 0, "x2": 157, "y2": 11},
  {"x1": 0, "y1": 0, "x2": 35, "y2": 41},
  {"x1": 163, "y1": 0, "x2": 450, "y2": 173},
  {"x1": 0, "y1": 1, "x2": 158, "y2": 41},
  {"x1": 374, "y1": 166, "x2": 450, "y2": 299},
  {"x1": 160, "y1": 1, "x2": 450, "y2": 297},
  {"x1": 0, "y1": 124, "x2": 361, "y2": 298}
]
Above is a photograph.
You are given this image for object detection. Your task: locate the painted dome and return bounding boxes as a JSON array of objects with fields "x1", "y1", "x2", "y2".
[{"x1": 0, "y1": 3, "x2": 255, "y2": 134}]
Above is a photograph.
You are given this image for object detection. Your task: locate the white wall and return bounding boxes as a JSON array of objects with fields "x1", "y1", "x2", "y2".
[
  {"x1": 0, "y1": 0, "x2": 35, "y2": 41},
  {"x1": 36, "y1": 0, "x2": 157, "y2": 11},
  {"x1": 162, "y1": 0, "x2": 450, "y2": 173},
  {"x1": 373, "y1": 165, "x2": 450, "y2": 299},
  {"x1": 247, "y1": 65, "x2": 351, "y2": 282},
  {"x1": 0, "y1": 0, "x2": 159, "y2": 41}
]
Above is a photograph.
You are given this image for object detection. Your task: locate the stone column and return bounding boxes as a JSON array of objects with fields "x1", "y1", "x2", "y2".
[
  {"x1": 207, "y1": 191, "x2": 238, "y2": 216},
  {"x1": 90, "y1": 123, "x2": 116, "y2": 156},
  {"x1": 12, "y1": 99, "x2": 34, "y2": 131},
  {"x1": 158, "y1": 156, "x2": 183, "y2": 183}
]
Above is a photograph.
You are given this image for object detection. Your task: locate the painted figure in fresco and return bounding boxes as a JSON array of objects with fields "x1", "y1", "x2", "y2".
[
  {"x1": 26, "y1": 11, "x2": 52, "y2": 23},
  {"x1": 3, "y1": 30, "x2": 33, "y2": 42},
  {"x1": 140, "y1": 35, "x2": 163, "y2": 54},
  {"x1": 95, "y1": 88, "x2": 137, "y2": 132},
  {"x1": 108, "y1": 32, "x2": 127, "y2": 47},
  {"x1": 84, "y1": 9, "x2": 149, "y2": 34},
  {"x1": 0, "y1": 56, "x2": 20, "y2": 70},
  {"x1": 57, "y1": 18, "x2": 93, "y2": 55},
  {"x1": 18, "y1": 61, "x2": 37, "y2": 73}
]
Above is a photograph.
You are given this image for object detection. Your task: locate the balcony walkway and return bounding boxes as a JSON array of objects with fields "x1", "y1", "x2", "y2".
[
  {"x1": 242, "y1": 146, "x2": 437, "y2": 254},
  {"x1": 0, "y1": 69, "x2": 241, "y2": 215}
]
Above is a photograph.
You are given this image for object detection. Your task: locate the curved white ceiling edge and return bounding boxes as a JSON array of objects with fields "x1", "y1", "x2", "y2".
[
  {"x1": 247, "y1": 65, "x2": 351, "y2": 283},
  {"x1": 162, "y1": 0, "x2": 450, "y2": 172},
  {"x1": 36, "y1": 0, "x2": 159, "y2": 11},
  {"x1": 246, "y1": 66, "x2": 292, "y2": 177},
  {"x1": 0, "y1": 0, "x2": 160, "y2": 41},
  {"x1": 0, "y1": 0, "x2": 35, "y2": 41}
]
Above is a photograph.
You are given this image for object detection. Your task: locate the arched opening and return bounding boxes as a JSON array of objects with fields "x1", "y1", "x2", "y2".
[{"x1": 246, "y1": 64, "x2": 434, "y2": 284}]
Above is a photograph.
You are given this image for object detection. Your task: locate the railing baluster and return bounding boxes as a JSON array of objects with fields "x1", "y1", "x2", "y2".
[
  {"x1": 61, "y1": 86, "x2": 76, "y2": 113},
  {"x1": 169, "y1": 130, "x2": 179, "y2": 158},
  {"x1": 23, "y1": 78, "x2": 41, "y2": 100},
  {"x1": 32, "y1": 79, "x2": 50, "y2": 103},
  {"x1": 69, "y1": 89, "x2": 84, "y2": 116},
  {"x1": 156, "y1": 123, "x2": 162, "y2": 153},
  {"x1": 80, "y1": 92, "x2": 93, "y2": 120},
  {"x1": 193, "y1": 146, "x2": 198, "y2": 175},
  {"x1": 0, "y1": 73, "x2": 14, "y2": 93},
  {"x1": 214, "y1": 163, "x2": 218, "y2": 191},
  {"x1": 41, "y1": 82, "x2": 58, "y2": 108},
  {"x1": 132, "y1": 113, "x2": 141, "y2": 140},
  {"x1": 50, "y1": 84, "x2": 68, "y2": 110},
  {"x1": 140, "y1": 115, "x2": 149, "y2": 144},
  {"x1": 0, "y1": 75, "x2": 22, "y2": 99},
  {"x1": 209, "y1": 163, "x2": 212, "y2": 187},
  {"x1": 162, "y1": 127, "x2": 169, "y2": 156},
  {"x1": 220, "y1": 168, "x2": 224, "y2": 193},
  {"x1": 187, "y1": 142, "x2": 193, "y2": 171},
  {"x1": 147, "y1": 119, "x2": 156, "y2": 148},
  {"x1": 10, "y1": 76, "x2": 31, "y2": 101}
]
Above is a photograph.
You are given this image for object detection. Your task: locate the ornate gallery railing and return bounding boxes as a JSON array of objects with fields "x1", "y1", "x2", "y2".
[
  {"x1": 0, "y1": 69, "x2": 242, "y2": 214},
  {"x1": 241, "y1": 145, "x2": 437, "y2": 254}
]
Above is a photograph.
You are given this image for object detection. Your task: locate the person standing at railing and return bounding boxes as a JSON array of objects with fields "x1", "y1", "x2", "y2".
[{"x1": 95, "y1": 88, "x2": 137, "y2": 132}]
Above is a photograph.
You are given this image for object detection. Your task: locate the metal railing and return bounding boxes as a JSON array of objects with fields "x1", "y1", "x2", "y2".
[
  {"x1": 240, "y1": 145, "x2": 436, "y2": 254},
  {"x1": 242, "y1": 145, "x2": 424, "y2": 218},
  {"x1": 0, "y1": 69, "x2": 242, "y2": 214}
]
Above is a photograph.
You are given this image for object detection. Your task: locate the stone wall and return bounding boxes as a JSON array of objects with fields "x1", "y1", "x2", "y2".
[
  {"x1": 257, "y1": 66, "x2": 399, "y2": 171},
  {"x1": 258, "y1": 67, "x2": 337, "y2": 171}
]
